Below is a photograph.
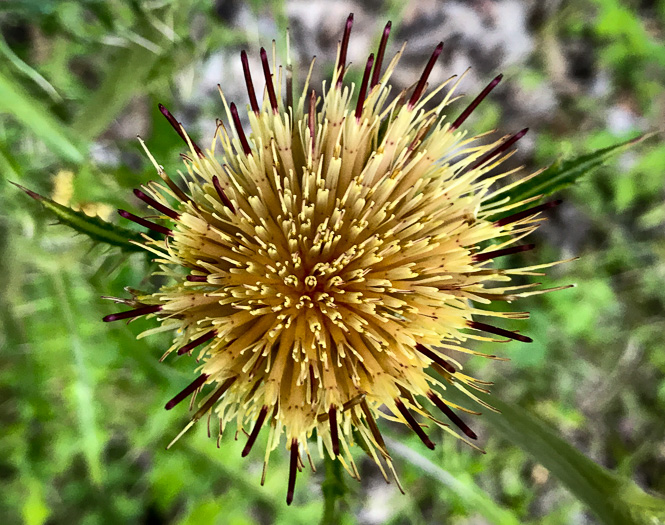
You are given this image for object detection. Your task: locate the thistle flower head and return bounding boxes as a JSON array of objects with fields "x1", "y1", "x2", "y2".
[{"x1": 104, "y1": 14, "x2": 567, "y2": 504}]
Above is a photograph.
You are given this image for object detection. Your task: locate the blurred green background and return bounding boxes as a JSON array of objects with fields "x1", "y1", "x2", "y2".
[{"x1": 1, "y1": 0, "x2": 665, "y2": 523}]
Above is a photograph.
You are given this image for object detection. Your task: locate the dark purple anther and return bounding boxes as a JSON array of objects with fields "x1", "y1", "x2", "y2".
[
  {"x1": 177, "y1": 330, "x2": 217, "y2": 356},
  {"x1": 259, "y1": 48, "x2": 279, "y2": 112},
  {"x1": 472, "y1": 243, "x2": 535, "y2": 263},
  {"x1": 186, "y1": 274, "x2": 208, "y2": 282},
  {"x1": 415, "y1": 343, "x2": 455, "y2": 373},
  {"x1": 158, "y1": 103, "x2": 204, "y2": 158},
  {"x1": 470, "y1": 128, "x2": 528, "y2": 170},
  {"x1": 494, "y1": 200, "x2": 562, "y2": 227},
  {"x1": 370, "y1": 21, "x2": 391, "y2": 89},
  {"x1": 329, "y1": 406, "x2": 340, "y2": 455},
  {"x1": 286, "y1": 439, "x2": 299, "y2": 505},
  {"x1": 355, "y1": 54, "x2": 375, "y2": 122},
  {"x1": 212, "y1": 175, "x2": 236, "y2": 213},
  {"x1": 118, "y1": 209, "x2": 173, "y2": 236},
  {"x1": 242, "y1": 406, "x2": 269, "y2": 457},
  {"x1": 395, "y1": 398, "x2": 435, "y2": 450},
  {"x1": 408, "y1": 42, "x2": 443, "y2": 110},
  {"x1": 241, "y1": 50, "x2": 260, "y2": 114},
  {"x1": 165, "y1": 374, "x2": 210, "y2": 410},
  {"x1": 427, "y1": 391, "x2": 478, "y2": 440},
  {"x1": 451, "y1": 74, "x2": 503, "y2": 130},
  {"x1": 103, "y1": 304, "x2": 162, "y2": 323},
  {"x1": 133, "y1": 189, "x2": 179, "y2": 220},
  {"x1": 336, "y1": 13, "x2": 354, "y2": 87},
  {"x1": 467, "y1": 320, "x2": 532, "y2": 343},
  {"x1": 230, "y1": 103, "x2": 252, "y2": 156}
]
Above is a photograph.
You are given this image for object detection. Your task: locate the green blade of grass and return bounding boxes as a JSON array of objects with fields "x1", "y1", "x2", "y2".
[
  {"x1": 0, "y1": 72, "x2": 84, "y2": 163},
  {"x1": 71, "y1": 41, "x2": 162, "y2": 139},
  {"x1": 387, "y1": 437, "x2": 521, "y2": 525}
]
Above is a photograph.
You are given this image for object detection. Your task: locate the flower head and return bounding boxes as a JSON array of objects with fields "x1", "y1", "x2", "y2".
[{"x1": 104, "y1": 14, "x2": 566, "y2": 504}]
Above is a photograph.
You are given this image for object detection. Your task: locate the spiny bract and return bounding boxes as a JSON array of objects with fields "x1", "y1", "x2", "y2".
[{"x1": 104, "y1": 14, "x2": 567, "y2": 504}]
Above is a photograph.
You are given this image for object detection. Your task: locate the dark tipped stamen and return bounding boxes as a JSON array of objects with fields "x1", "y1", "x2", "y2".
[
  {"x1": 158, "y1": 103, "x2": 204, "y2": 157},
  {"x1": 286, "y1": 439, "x2": 299, "y2": 505},
  {"x1": 240, "y1": 50, "x2": 260, "y2": 114},
  {"x1": 395, "y1": 399, "x2": 435, "y2": 450},
  {"x1": 415, "y1": 343, "x2": 455, "y2": 373},
  {"x1": 427, "y1": 391, "x2": 477, "y2": 440},
  {"x1": 360, "y1": 399, "x2": 388, "y2": 450},
  {"x1": 230, "y1": 103, "x2": 252, "y2": 156},
  {"x1": 190, "y1": 376, "x2": 237, "y2": 423},
  {"x1": 470, "y1": 128, "x2": 528, "y2": 170},
  {"x1": 309, "y1": 90, "x2": 316, "y2": 154},
  {"x1": 494, "y1": 200, "x2": 562, "y2": 227},
  {"x1": 336, "y1": 13, "x2": 354, "y2": 87},
  {"x1": 133, "y1": 189, "x2": 179, "y2": 219},
  {"x1": 259, "y1": 48, "x2": 279, "y2": 112},
  {"x1": 370, "y1": 21, "x2": 391, "y2": 88},
  {"x1": 212, "y1": 175, "x2": 236, "y2": 213},
  {"x1": 408, "y1": 42, "x2": 443, "y2": 109},
  {"x1": 451, "y1": 74, "x2": 503, "y2": 130},
  {"x1": 165, "y1": 374, "x2": 210, "y2": 410},
  {"x1": 118, "y1": 209, "x2": 172, "y2": 236},
  {"x1": 467, "y1": 320, "x2": 532, "y2": 343},
  {"x1": 177, "y1": 330, "x2": 217, "y2": 356},
  {"x1": 103, "y1": 304, "x2": 161, "y2": 323},
  {"x1": 355, "y1": 54, "x2": 375, "y2": 121},
  {"x1": 472, "y1": 243, "x2": 535, "y2": 263},
  {"x1": 186, "y1": 274, "x2": 208, "y2": 282},
  {"x1": 242, "y1": 406, "x2": 269, "y2": 457},
  {"x1": 329, "y1": 406, "x2": 340, "y2": 455}
]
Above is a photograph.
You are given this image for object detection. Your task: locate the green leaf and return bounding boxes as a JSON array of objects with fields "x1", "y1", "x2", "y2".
[
  {"x1": 12, "y1": 182, "x2": 144, "y2": 252},
  {"x1": 442, "y1": 386, "x2": 665, "y2": 525},
  {"x1": 488, "y1": 133, "x2": 652, "y2": 208},
  {"x1": 0, "y1": 71, "x2": 84, "y2": 163}
]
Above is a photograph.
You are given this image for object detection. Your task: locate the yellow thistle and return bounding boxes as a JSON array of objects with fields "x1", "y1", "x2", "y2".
[{"x1": 104, "y1": 14, "x2": 569, "y2": 504}]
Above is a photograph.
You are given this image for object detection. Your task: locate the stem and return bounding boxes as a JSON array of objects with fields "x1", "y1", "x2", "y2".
[{"x1": 320, "y1": 455, "x2": 347, "y2": 525}]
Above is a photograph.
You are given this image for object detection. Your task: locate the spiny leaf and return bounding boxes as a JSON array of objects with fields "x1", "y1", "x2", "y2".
[
  {"x1": 488, "y1": 133, "x2": 653, "y2": 209},
  {"x1": 12, "y1": 182, "x2": 144, "y2": 252}
]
